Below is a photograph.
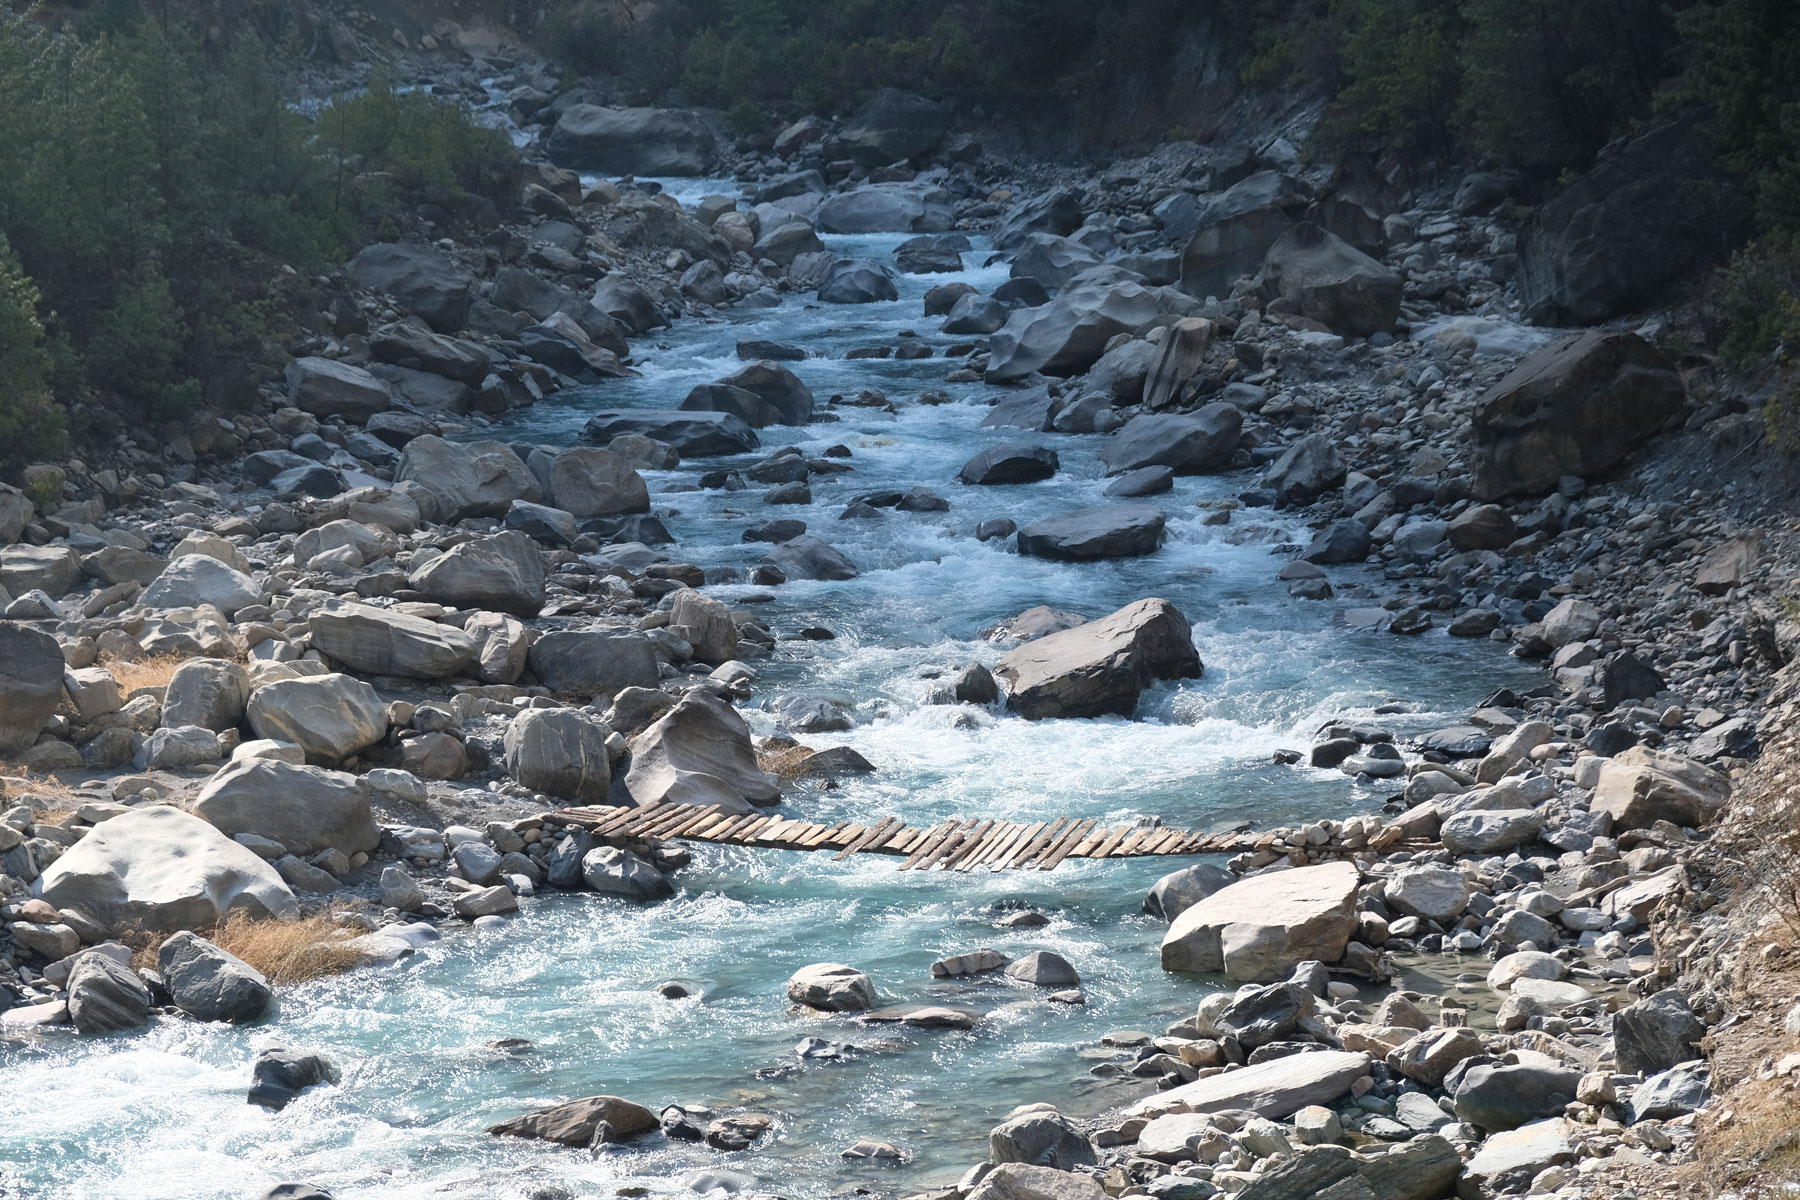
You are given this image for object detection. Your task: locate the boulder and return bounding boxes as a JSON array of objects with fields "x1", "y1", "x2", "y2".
[
  {"x1": 162, "y1": 659, "x2": 251, "y2": 732},
  {"x1": 816, "y1": 183, "x2": 955, "y2": 234},
  {"x1": 762, "y1": 534, "x2": 859, "y2": 581},
  {"x1": 0, "y1": 624, "x2": 64, "y2": 755},
  {"x1": 1462, "y1": 1119, "x2": 1576, "y2": 1191},
  {"x1": 546, "y1": 105, "x2": 714, "y2": 174},
  {"x1": 994, "y1": 597, "x2": 1200, "y2": 719},
  {"x1": 1383, "y1": 866, "x2": 1469, "y2": 923},
  {"x1": 839, "y1": 89, "x2": 945, "y2": 166},
  {"x1": 66, "y1": 951, "x2": 152, "y2": 1034},
  {"x1": 1263, "y1": 433, "x2": 1348, "y2": 506},
  {"x1": 942, "y1": 292, "x2": 1012, "y2": 335},
  {"x1": 34, "y1": 805, "x2": 298, "y2": 931},
  {"x1": 818, "y1": 258, "x2": 900, "y2": 304},
  {"x1": 989, "y1": 1106, "x2": 1095, "y2": 1170},
  {"x1": 1128, "y1": 1050, "x2": 1371, "y2": 1119},
  {"x1": 582, "y1": 410, "x2": 759, "y2": 457},
  {"x1": 1005, "y1": 950, "x2": 1080, "y2": 986},
  {"x1": 1469, "y1": 331, "x2": 1685, "y2": 500},
  {"x1": 0, "y1": 544, "x2": 82, "y2": 596},
  {"x1": 787, "y1": 962, "x2": 876, "y2": 1011},
  {"x1": 158, "y1": 930, "x2": 272, "y2": 1023},
  {"x1": 489, "y1": 1095, "x2": 660, "y2": 1145},
  {"x1": 504, "y1": 707, "x2": 613, "y2": 803},
  {"x1": 968, "y1": 1165, "x2": 1101, "y2": 1200},
  {"x1": 194, "y1": 759, "x2": 379, "y2": 858},
  {"x1": 139, "y1": 554, "x2": 261, "y2": 617},
  {"x1": 248, "y1": 1047, "x2": 339, "y2": 1111},
  {"x1": 1629, "y1": 1061, "x2": 1709, "y2": 1121},
  {"x1": 1439, "y1": 809, "x2": 1542, "y2": 855},
  {"x1": 993, "y1": 188, "x2": 1085, "y2": 251},
  {"x1": 668, "y1": 588, "x2": 739, "y2": 664},
  {"x1": 308, "y1": 604, "x2": 478, "y2": 680},
  {"x1": 717, "y1": 361, "x2": 814, "y2": 425},
  {"x1": 753, "y1": 220, "x2": 825, "y2": 266},
  {"x1": 527, "y1": 631, "x2": 660, "y2": 699},
  {"x1": 1518, "y1": 111, "x2": 1750, "y2": 325},
  {"x1": 1010, "y1": 234, "x2": 1103, "y2": 290},
  {"x1": 285, "y1": 357, "x2": 390, "y2": 420},
  {"x1": 409, "y1": 530, "x2": 546, "y2": 616},
  {"x1": 591, "y1": 274, "x2": 669, "y2": 334},
  {"x1": 1613, "y1": 988, "x2": 1707, "y2": 1076},
  {"x1": 1161, "y1": 861, "x2": 1361, "y2": 980},
  {"x1": 1304, "y1": 519, "x2": 1372, "y2": 565},
  {"x1": 368, "y1": 321, "x2": 490, "y2": 385},
  {"x1": 1453, "y1": 1057, "x2": 1581, "y2": 1132},
  {"x1": 1257, "y1": 222, "x2": 1402, "y2": 336},
  {"x1": 623, "y1": 689, "x2": 780, "y2": 812},
  {"x1": 581, "y1": 845, "x2": 674, "y2": 899},
  {"x1": 1180, "y1": 170, "x2": 1310, "y2": 300},
  {"x1": 1101, "y1": 407, "x2": 1242, "y2": 476},
  {"x1": 1592, "y1": 745, "x2": 1729, "y2": 830},
  {"x1": 1144, "y1": 863, "x2": 1236, "y2": 921},
  {"x1": 345, "y1": 243, "x2": 473, "y2": 333},
  {"x1": 896, "y1": 234, "x2": 966, "y2": 274},
  {"x1": 680, "y1": 383, "x2": 782, "y2": 429},
  {"x1": 959, "y1": 443, "x2": 1060, "y2": 485},
  {"x1": 396, "y1": 437, "x2": 538, "y2": 519},
  {"x1": 986, "y1": 276, "x2": 1164, "y2": 382},
  {"x1": 1016, "y1": 505, "x2": 1166, "y2": 561},
  {"x1": 137, "y1": 725, "x2": 222, "y2": 772},
  {"x1": 245, "y1": 674, "x2": 387, "y2": 764},
  {"x1": 1141, "y1": 317, "x2": 1214, "y2": 410}
]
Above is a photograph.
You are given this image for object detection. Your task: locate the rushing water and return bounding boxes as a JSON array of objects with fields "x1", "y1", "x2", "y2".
[{"x1": 0, "y1": 183, "x2": 1540, "y2": 1200}]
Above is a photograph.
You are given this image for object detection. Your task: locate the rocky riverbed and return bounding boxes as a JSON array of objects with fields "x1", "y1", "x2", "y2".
[{"x1": 0, "y1": 37, "x2": 1795, "y2": 1200}]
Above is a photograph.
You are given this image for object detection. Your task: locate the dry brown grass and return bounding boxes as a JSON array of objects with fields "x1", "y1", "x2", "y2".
[
  {"x1": 0, "y1": 772, "x2": 95, "y2": 814},
  {"x1": 1696, "y1": 1078, "x2": 1800, "y2": 1198},
  {"x1": 104, "y1": 654, "x2": 189, "y2": 693},
  {"x1": 123, "y1": 908, "x2": 367, "y2": 986}
]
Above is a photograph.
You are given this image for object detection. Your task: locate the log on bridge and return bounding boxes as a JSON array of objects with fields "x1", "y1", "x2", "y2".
[{"x1": 540, "y1": 805, "x2": 1426, "y2": 870}]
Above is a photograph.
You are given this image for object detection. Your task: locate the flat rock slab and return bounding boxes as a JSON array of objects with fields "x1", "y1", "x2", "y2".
[
  {"x1": 1162, "y1": 861, "x2": 1361, "y2": 980},
  {"x1": 861, "y1": 1004, "x2": 983, "y2": 1029},
  {"x1": 995, "y1": 598, "x2": 1200, "y2": 720},
  {"x1": 1017, "y1": 505, "x2": 1167, "y2": 561},
  {"x1": 1129, "y1": 1050, "x2": 1371, "y2": 1119}
]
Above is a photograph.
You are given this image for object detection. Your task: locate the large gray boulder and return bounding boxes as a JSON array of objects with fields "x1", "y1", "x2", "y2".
[
  {"x1": 194, "y1": 759, "x2": 380, "y2": 858},
  {"x1": 1101, "y1": 407, "x2": 1242, "y2": 476},
  {"x1": 369, "y1": 320, "x2": 491, "y2": 385},
  {"x1": 0, "y1": 544, "x2": 82, "y2": 596},
  {"x1": 761, "y1": 535, "x2": 858, "y2": 581},
  {"x1": 988, "y1": 1106, "x2": 1096, "y2": 1169},
  {"x1": 667, "y1": 588, "x2": 739, "y2": 664},
  {"x1": 487, "y1": 1094, "x2": 660, "y2": 1145},
  {"x1": 1518, "y1": 111, "x2": 1750, "y2": 325},
  {"x1": 1591, "y1": 745, "x2": 1729, "y2": 830},
  {"x1": 580, "y1": 845, "x2": 674, "y2": 899},
  {"x1": 1009, "y1": 234, "x2": 1103, "y2": 290},
  {"x1": 1613, "y1": 988, "x2": 1707, "y2": 1076},
  {"x1": 1144, "y1": 863, "x2": 1235, "y2": 922},
  {"x1": 959, "y1": 444, "x2": 1060, "y2": 486},
  {"x1": 786, "y1": 962, "x2": 876, "y2": 1011},
  {"x1": 817, "y1": 259, "x2": 900, "y2": 304},
  {"x1": 986, "y1": 276, "x2": 1164, "y2": 382},
  {"x1": 1258, "y1": 222, "x2": 1402, "y2": 336},
  {"x1": 34, "y1": 805, "x2": 298, "y2": 932},
  {"x1": 504, "y1": 707, "x2": 613, "y2": 803},
  {"x1": 1262, "y1": 433, "x2": 1347, "y2": 506},
  {"x1": 838, "y1": 89, "x2": 945, "y2": 166},
  {"x1": 816, "y1": 183, "x2": 955, "y2": 234},
  {"x1": 1453, "y1": 1057, "x2": 1581, "y2": 1132},
  {"x1": 0, "y1": 624, "x2": 64, "y2": 755},
  {"x1": 680, "y1": 383, "x2": 785, "y2": 429},
  {"x1": 245, "y1": 674, "x2": 387, "y2": 764},
  {"x1": 546, "y1": 105, "x2": 715, "y2": 175},
  {"x1": 285, "y1": 356, "x2": 391, "y2": 420},
  {"x1": 623, "y1": 689, "x2": 780, "y2": 813},
  {"x1": 308, "y1": 604, "x2": 478, "y2": 679},
  {"x1": 591, "y1": 274, "x2": 669, "y2": 334},
  {"x1": 1016, "y1": 505, "x2": 1167, "y2": 561},
  {"x1": 1127, "y1": 1049, "x2": 1373, "y2": 1119},
  {"x1": 1469, "y1": 331, "x2": 1685, "y2": 500},
  {"x1": 994, "y1": 598, "x2": 1200, "y2": 719},
  {"x1": 162, "y1": 659, "x2": 251, "y2": 732},
  {"x1": 581, "y1": 410, "x2": 759, "y2": 457},
  {"x1": 158, "y1": 930, "x2": 272, "y2": 1023},
  {"x1": 138, "y1": 555, "x2": 261, "y2": 617},
  {"x1": 67, "y1": 951, "x2": 152, "y2": 1034},
  {"x1": 409, "y1": 530, "x2": 545, "y2": 616},
  {"x1": 968, "y1": 1164, "x2": 1103, "y2": 1200},
  {"x1": 345, "y1": 243, "x2": 473, "y2": 333},
  {"x1": 395, "y1": 437, "x2": 539, "y2": 519},
  {"x1": 1161, "y1": 861, "x2": 1361, "y2": 980},
  {"x1": 993, "y1": 188, "x2": 1085, "y2": 251},
  {"x1": 716, "y1": 362, "x2": 813, "y2": 425},
  {"x1": 546, "y1": 447, "x2": 650, "y2": 516},
  {"x1": 1180, "y1": 170, "x2": 1311, "y2": 300},
  {"x1": 527, "y1": 631, "x2": 660, "y2": 699}
]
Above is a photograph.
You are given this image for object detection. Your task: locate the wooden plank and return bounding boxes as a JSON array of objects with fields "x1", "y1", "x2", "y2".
[
  {"x1": 1091, "y1": 826, "x2": 1133, "y2": 859},
  {"x1": 834, "y1": 815, "x2": 901, "y2": 860},
  {"x1": 1001, "y1": 820, "x2": 1056, "y2": 869},
  {"x1": 646, "y1": 806, "x2": 709, "y2": 840},
  {"x1": 703, "y1": 814, "x2": 754, "y2": 843},
  {"x1": 883, "y1": 827, "x2": 923, "y2": 856},
  {"x1": 663, "y1": 805, "x2": 726, "y2": 841},
  {"x1": 828, "y1": 823, "x2": 867, "y2": 852},
  {"x1": 1145, "y1": 827, "x2": 1185, "y2": 855},
  {"x1": 918, "y1": 820, "x2": 980, "y2": 871},
  {"x1": 803, "y1": 822, "x2": 848, "y2": 849},
  {"x1": 942, "y1": 820, "x2": 996, "y2": 871},
  {"x1": 959, "y1": 822, "x2": 1009, "y2": 871},
  {"x1": 1040, "y1": 818, "x2": 1098, "y2": 870},
  {"x1": 898, "y1": 822, "x2": 953, "y2": 870},
  {"x1": 753, "y1": 818, "x2": 796, "y2": 846},
  {"x1": 971, "y1": 822, "x2": 1026, "y2": 871},
  {"x1": 902, "y1": 820, "x2": 968, "y2": 871},
  {"x1": 589, "y1": 805, "x2": 653, "y2": 838},
  {"x1": 1013, "y1": 817, "x2": 1072, "y2": 869},
  {"x1": 868, "y1": 820, "x2": 915, "y2": 853},
  {"x1": 1069, "y1": 827, "x2": 1110, "y2": 857}
]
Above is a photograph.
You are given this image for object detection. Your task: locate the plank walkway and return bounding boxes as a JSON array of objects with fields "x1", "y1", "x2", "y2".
[{"x1": 542, "y1": 804, "x2": 1423, "y2": 871}]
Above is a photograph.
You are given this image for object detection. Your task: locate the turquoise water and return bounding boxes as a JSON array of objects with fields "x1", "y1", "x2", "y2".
[{"x1": 0, "y1": 187, "x2": 1537, "y2": 1200}]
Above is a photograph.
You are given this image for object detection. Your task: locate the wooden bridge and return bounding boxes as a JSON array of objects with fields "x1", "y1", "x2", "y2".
[{"x1": 542, "y1": 804, "x2": 1422, "y2": 872}]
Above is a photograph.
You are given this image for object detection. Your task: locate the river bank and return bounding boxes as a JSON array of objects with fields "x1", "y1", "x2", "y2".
[{"x1": 0, "y1": 43, "x2": 1794, "y2": 1200}]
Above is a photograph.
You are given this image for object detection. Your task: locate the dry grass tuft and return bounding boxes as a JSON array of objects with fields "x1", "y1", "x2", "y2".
[
  {"x1": 0, "y1": 771, "x2": 97, "y2": 813},
  {"x1": 105, "y1": 654, "x2": 190, "y2": 694},
  {"x1": 122, "y1": 908, "x2": 367, "y2": 986},
  {"x1": 1697, "y1": 1079, "x2": 1800, "y2": 1198}
]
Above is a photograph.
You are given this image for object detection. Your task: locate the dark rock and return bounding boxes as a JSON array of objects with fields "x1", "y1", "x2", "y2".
[
  {"x1": 1613, "y1": 988, "x2": 1706, "y2": 1076},
  {"x1": 1303, "y1": 520, "x2": 1371, "y2": 565},
  {"x1": 248, "y1": 1047, "x2": 339, "y2": 1110},
  {"x1": 66, "y1": 952, "x2": 151, "y2": 1035},
  {"x1": 546, "y1": 105, "x2": 714, "y2": 175},
  {"x1": 582, "y1": 410, "x2": 759, "y2": 457},
  {"x1": 958, "y1": 444, "x2": 1060, "y2": 485},
  {"x1": 344, "y1": 243, "x2": 472, "y2": 333},
  {"x1": 1017, "y1": 505, "x2": 1167, "y2": 561},
  {"x1": 158, "y1": 931, "x2": 272, "y2": 1024},
  {"x1": 1102, "y1": 407, "x2": 1242, "y2": 476}
]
